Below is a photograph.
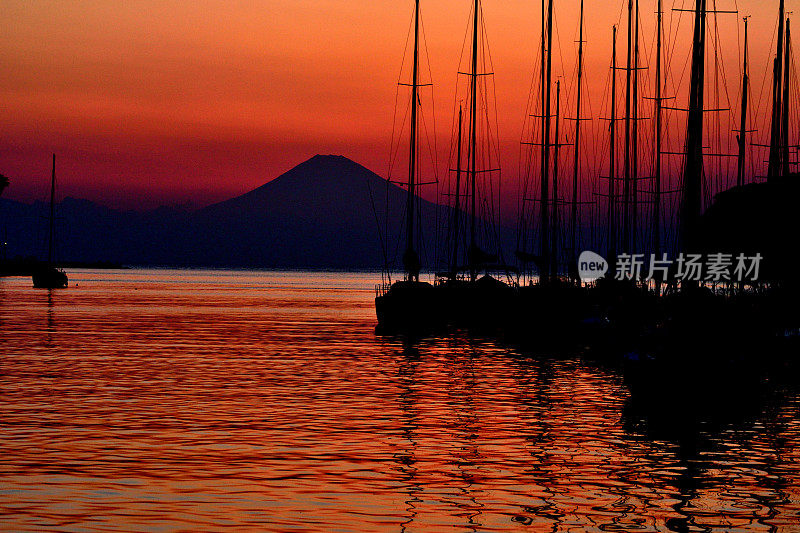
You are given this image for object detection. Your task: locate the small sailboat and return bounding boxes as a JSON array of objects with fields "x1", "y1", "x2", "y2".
[{"x1": 32, "y1": 154, "x2": 68, "y2": 289}]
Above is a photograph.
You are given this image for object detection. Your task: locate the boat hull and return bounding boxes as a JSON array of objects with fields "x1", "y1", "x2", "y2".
[
  {"x1": 32, "y1": 267, "x2": 68, "y2": 289},
  {"x1": 437, "y1": 276, "x2": 516, "y2": 331},
  {"x1": 375, "y1": 280, "x2": 440, "y2": 333}
]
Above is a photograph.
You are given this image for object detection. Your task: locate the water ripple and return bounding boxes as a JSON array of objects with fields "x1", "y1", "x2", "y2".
[{"x1": 1, "y1": 270, "x2": 799, "y2": 531}]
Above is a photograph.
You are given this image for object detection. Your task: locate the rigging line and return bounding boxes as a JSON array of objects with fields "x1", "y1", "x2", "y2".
[
  {"x1": 366, "y1": 176, "x2": 391, "y2": 278},
  {"x1": 746, "y1": 25, "x2": 757, "y2": 184},
  {"x1": 384, "y1": 11, "x2": 419, "y2": 282},
  {"x1": 749, "y1": 22, "x2": 773, "y2": 137},
  {"x1": 390, "y1": 195, "x2": 407, "y2": 268},
  {"x1": 452, "y1": 1, "x2": 474, "y2": 147},
  {"x1": 483, "y1": 23, "x2": 505, "y2": 256},
  {"x1": 722, "y1": 9, "x2": 737, "y2": 188},
  {"x1": 387, "y1": 83, "x2": 402, "y2": 183},
  {"x1": 481, "y1": 14, "x2": 503, "y2": 163},
  {"x1": 449, "y1": 2, "x2": 476, "y2": 267},
  {"x1": 615, "y1": 0, "x2": 626, "y2": 29},
  {"x1": 417, "y1": 93, "x2": 438, "y2": 187},
  {"x1": 444, "y1": 102, "x2": 465, "y2": 270},
  {"x1": 480, "y1": 48, "x2": 494, "y2": 173},
  {"x1": 517, "y1": 104, "x2": 531, "y2": 250},
  {"x1": 518, "y1": 133, "x2": 534, "y2": 252},
  {"x1": 663, "y1": 0, "x2": 682, "y2": 88},
  {"x1": 551, "y1": 7, "x2": 575, "y2": 108},
  {"x1": 456, "y1": 1, "x2": 472, "y2": 85},
  {"x1": 582, "y1": 29, "x2": 603, "y2": 181},
  {"x1": 661, "y1": 10, "x2": 681, "y2": 203},
  {"x1": 419, "y1": 7, "x2": 440, "y2": 210},
  {"x1": 752, "y1": 12, "x2": 781, "y2": 159},
  {"x1": 519, "y1": 57, "x2": 542, "y2": 252},
  {"x1": 665, "y1": 1, "x2": 691, "y2": 106},
  {"x1": 387, "y1": 14, "x2": 414, "y2": 183},
  {"x1": 734, "y1": 1, "x2": 742, "y2": 108},
  {"x1": 670, "y1": 27, "x2": 694, "y2": 113},
  {"x1": 709, "y1": 6, "x2": 735, "y2": 141},
  {"x1": 708, "y1": 5, "x2": 721, "y2": 193},
  {"x1": 388, "y1": 84, "x2": 412, "y2": 189},
  {"x1": 417, "y1": 99, "x2": 439, "y2": 262}
]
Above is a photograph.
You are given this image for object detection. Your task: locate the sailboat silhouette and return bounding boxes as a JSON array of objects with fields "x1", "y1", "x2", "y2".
[{"x1": 32, "y1": 154, "x2": 68, "y2": 289}]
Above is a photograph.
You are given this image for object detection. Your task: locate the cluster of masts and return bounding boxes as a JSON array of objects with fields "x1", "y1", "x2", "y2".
[
  {"x1": 391, "y1": 0, "x2": 796, "y2": 285},
  {"x1": 767, "y1": 0, "x2": 793, "y2": 182}
]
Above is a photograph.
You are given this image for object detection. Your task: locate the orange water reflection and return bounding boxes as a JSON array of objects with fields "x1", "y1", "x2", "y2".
[{"x1": 1, "y1": 270, "x2": 799, "y2": 531}]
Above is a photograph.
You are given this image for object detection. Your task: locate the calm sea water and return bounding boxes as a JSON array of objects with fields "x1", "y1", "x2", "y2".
[{"x1": 1, "y1": 269, "x2": 799, "y2": 531}]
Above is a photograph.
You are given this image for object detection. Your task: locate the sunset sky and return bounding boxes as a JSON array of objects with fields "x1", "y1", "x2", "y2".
[{"x1": 0, "y1": 0, "x2": 787, "y2": 210}]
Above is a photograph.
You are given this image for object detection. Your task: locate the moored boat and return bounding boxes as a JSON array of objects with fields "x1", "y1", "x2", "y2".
[
  {"x1": 32, "y1": 265, "x2": 68, "y2": 289},
  {"x1": 32, "y1": 154, "x2": 68, "y2": 289},
  {"x1": 375, "y1": 0, "x2": 436, "y2": 333}
]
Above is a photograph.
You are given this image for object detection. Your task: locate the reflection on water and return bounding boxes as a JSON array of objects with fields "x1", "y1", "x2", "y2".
[{"x1": 1, "y1": 269, "x2": 799, "y2": 531}]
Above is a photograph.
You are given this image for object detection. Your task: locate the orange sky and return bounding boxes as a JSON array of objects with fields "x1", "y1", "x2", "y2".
[{"x1": 0, "y1": 1, "x2": 789, "y2": 210}]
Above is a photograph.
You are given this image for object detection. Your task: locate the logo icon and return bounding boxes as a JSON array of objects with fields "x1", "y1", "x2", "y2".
[{"x1": 578, "y1": 250, "x2": 608, "y2": 281}]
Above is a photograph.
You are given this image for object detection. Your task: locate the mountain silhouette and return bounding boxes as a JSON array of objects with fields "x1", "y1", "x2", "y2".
[
  {"x1": 0, "y1": 155, "x2": 456, "y2": 269},
  {"x1": 189, "y1": 154, "x2": 444, "y2": 268}
]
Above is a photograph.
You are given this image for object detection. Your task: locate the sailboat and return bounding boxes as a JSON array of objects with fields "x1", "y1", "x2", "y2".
[
  {"x1": 697, "y1": 0, "x2": 800, "y2": 343},
  {"x1": 374, "y1": 0, "x2": 438, "y2": 332},
  {"x1": 510, "y1": 0, "x2": 601, "y2": 345},
  {"x1": 433, "y1": 0, "x2": 516, "y2": 329},
  {"x1": 702, "y1": 0, "x2": 798, "y2": 283},
  {"x1": 32, "y1": 154, "x2": 68, "y2": 289}
]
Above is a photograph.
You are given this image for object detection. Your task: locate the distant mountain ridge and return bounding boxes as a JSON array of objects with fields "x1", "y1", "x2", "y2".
[{"x1": 0, "y1": 155, "x2": 456, "y2": 269}]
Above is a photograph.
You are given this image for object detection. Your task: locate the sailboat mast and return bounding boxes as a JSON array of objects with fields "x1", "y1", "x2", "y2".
[
  {"x1": 47, "y1": 153, "x2": 56, "y2": 266},
  {"x1": 623, "y1": 0, "x2": 632, "y2": 254},
  {"x1": 654, "y1": 0, "x2": 663, "y2": 261},
  {"x1": 681, "y1": 0, "x2": 706, "y2": 255},
  {"x1": 469, "y1": 0, "x2": 479, "y2": 282},
  {"x1": 551, "y1": 80, "x2": 561, "y2": 279},
  {"x1": 736, "y1": 17, "x2": 749, "y2": 188},
  {"x1": 539, "y1": 0, "x2": 554, "y2": 281},
  {"x1": 571, "y1": 0, "x2": 584, "y2": 281},
  {"x1": 768, "y1": 0, "x2": 785, "y2": 180},
  {"x1": 452, "y1": 105, "x2": 464, "y2": 274},
  {"x1": 608, "y1": 26, "x2": 618, "y2": 265},
  {"x1": 781, "y1": 18, "x2": 791, "y2": 178},
  {"x1": 632, "y1": 0, "x2": 639, "y2": 256},
  {"x1": 404, "y1": 0, "x2": 421, "y2": 282}
]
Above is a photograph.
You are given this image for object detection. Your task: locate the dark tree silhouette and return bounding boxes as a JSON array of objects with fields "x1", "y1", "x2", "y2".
[{"x1": 0, "y1": 174, "x2": 8, "y2": 197}]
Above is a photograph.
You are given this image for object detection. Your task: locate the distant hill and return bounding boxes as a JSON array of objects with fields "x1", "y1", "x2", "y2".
[
  {"x1": 0, "y1": 196, "x2": 191, "y2": 266},
  {"x1": 0, "y1": 155, "x2": 480, "y2": 270}
]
